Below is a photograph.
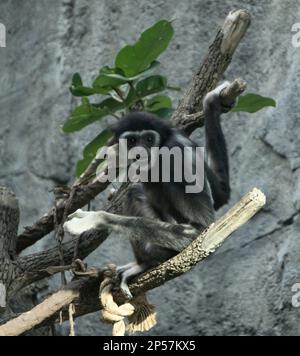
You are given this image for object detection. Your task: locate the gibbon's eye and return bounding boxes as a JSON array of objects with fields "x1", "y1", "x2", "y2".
[
  {"x1": 146, "y1": 135, "x2": 154, "y2": 143},
  {"x1": 128, "y1": 136, "x2": 136, "y2": 145}
]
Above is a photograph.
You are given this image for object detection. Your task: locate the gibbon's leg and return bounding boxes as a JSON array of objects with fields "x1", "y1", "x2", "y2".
[
  {"x1": 116, "y1": 262, "x2": 137, "y2": 274},
  {"x1": 116, "y1": 183, "x2": 191, "y2": 299},
  {"x1": 203, "y1": 82, "x2": 235, "y2": 210},
  {"x1": 117, "y1": 263, "x2": 148, "y2": 299}
]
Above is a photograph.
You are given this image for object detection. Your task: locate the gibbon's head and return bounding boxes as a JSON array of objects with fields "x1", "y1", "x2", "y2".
[{"x1": 111, "y1": 112, "x2": 173, "y2": 150}]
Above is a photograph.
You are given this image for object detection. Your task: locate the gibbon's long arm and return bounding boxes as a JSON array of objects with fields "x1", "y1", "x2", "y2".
[
  {"x1": 64, "y1": 209, "x2": 199, "y2": 252},
  {"x1": 203, "y1": 82, "x2": 233, "y2": 210}
]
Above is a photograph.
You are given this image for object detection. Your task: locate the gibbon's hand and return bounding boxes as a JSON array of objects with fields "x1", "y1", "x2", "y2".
[{"x1": 63, "y1": 209, "x2": 108, "y2": 235}]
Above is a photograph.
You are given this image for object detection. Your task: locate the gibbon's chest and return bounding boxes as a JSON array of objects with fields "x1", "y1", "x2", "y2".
[
  {"x1": 144, "y1": 179, "x2": 215, "y2": 228},
  {"x1": 144, "y1": 182, "x2": 188, "y2": 224}
]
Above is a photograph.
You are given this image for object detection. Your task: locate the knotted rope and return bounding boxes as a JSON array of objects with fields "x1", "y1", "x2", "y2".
[{"x1": 99, "y1": 264, "x2": 156, "y2": 336}]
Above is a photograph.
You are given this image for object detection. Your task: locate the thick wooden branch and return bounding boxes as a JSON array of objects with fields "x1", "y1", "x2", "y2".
[
  {"x1": 0, "y1": 187, "x2": 19, "y2": 260},
  {"x1": 14, "y1": 229, "x2": 108, "y2": 292},
  {"x1": 16, "y1": 9, "x2": 251, "y2": 254},
  {"x1": 0, "y1": 188, "x2": 266, "y2": 336},
  {"x1": 16, "y1": 180, "x2": 111, "y2": 253},
  {"x1": 13, "y1": 184, "x2": 130, "y2": 291},
  {"x1": 179, "y1": 78, "x2": 247, "y2": 132},
  {"x1": 0, "y1": 187, "x2": 19, "y2": 312},
  {"x1": 171, "y1": 10, "x2": 251, "y2": 134},
  {"x1": 129, "y1": 188, "x2": 265, "y2": 294},
  {"x1": 0, "y1": 280, "x2": 83, "y2": 336}
]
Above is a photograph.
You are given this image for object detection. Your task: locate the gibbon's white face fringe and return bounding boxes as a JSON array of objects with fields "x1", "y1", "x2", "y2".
[{"x1": 95, "y1": 139, "x2": 205, "y2": 194}]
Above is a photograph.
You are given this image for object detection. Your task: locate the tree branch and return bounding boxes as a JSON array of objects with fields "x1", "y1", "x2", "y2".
[
  {"x1": 0, "y1": 188, "x2": 266, "y2": 336},
  {"x1": 171, "y1": 10, "x2": 251, "y2": 134},
  {"x1": 177, "y1": 78, "x2": 247, "y2": 132},
  {"x1": 13, "y1": 183, "x2": 130, "y2": 291},
  {"x1": 0, "y1": 187, "x2": 19, "y2": 308},
  {"x1": 16, "y1": 179, "x2": 111, "y2": 253},
  {"x1": 16, "y1": 9, "x2": 251, "y2": 254}
]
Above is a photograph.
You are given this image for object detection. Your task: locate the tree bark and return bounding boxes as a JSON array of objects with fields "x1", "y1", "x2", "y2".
[
  {"x1": 171, "y1": 10, "x2": 251, "y2": 134},
  {"x1": 0, "y1": 187, "x2": 19, "y2": 310}
]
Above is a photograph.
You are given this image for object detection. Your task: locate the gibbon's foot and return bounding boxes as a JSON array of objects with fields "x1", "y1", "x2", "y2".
[{"x1": 115, "y1": 262, "x2": 148, "y2": 300}]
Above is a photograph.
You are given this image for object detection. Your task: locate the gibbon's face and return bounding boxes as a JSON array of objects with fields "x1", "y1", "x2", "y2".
[
  {"x1": 119, "y1": 130, "x2": 161, "y2": 150},
  {"x1": 118, "y1": 130, "x2": 161, "y2": 173},
  {"x1": 111, "y1": 112, "x2": 173, "y2": 173}
]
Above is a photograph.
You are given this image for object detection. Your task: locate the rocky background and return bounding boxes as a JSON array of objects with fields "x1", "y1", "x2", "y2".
[{"x1": 1, "y1": 0, "x2": 300, "y2": 336}]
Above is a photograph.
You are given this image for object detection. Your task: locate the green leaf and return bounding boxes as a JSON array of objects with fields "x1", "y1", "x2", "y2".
[
  {"x1": 146, "y1": 95, "x2": 172, "y2": 111},
  {"x1": 63, "y1": 98, "x2": 110, "y2": 133},
  {"x1": 76, "y1": 159, "x2": 91, "y2": 178},
  {"x1": 115, "y1": 20, "x2": 174, "y2": 77},
  {"x1": 92, "y1": 66, "x2": 128, "y2": 94},
  {"x1": 104, "y1": 61, "x2": 160, "y2": 82},
  {"x1": 124, "y1": 86, "x2": 137, "y2": 107},
  {"x1": 70, "y1": 73, "x2": 97, "y2": 97},
  {"x1": 76, "y1": 129, "x2": 113, "y2": 177},
  {"x1": 136, "y1": 75, "x2": 167, "y2": 98},
  {"x1": 83, "y1": 129, "x2": 113, "y2": 157},
  {"x1": 93, "y1": 97, "x2": 126, "y2": 111},
  {"x1": 72, "y1": 73, "x2": 83, "y2": 87},
  {"x1": 150, "y1": 108, "x2": 174, "y2": 119},
  {"x1": 70, "y1": 86, "x2": 97, "y2": 97},
  {"x1": 232, "y1": 93, "x2": 276, "y2": 113}
]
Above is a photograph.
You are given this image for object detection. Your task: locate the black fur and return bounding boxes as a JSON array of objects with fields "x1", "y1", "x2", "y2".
[
  {"x1": 114, "y1": 92, "x2": 231, "y2": 275},
  {"x1": 111, "y1": 112, "x2": 173, "y2": 146},
  {"x1": 203, "y1": 93, "x2": 231, "y2": 209}
]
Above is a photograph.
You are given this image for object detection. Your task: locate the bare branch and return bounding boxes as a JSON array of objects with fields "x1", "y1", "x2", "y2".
[
  {"x1": 0, "y1": 187, "x2": 20, "y2": 305},
  {"x1": 0, "y1": 186, "x2": 19, "y2": 260},
  {"x1": 0, "y1": 188, "x2": 266, "y2": 336},
  {"x1": 171, "y1": 9, "x2": 251, "y2": 134},
  {"x1": 179, "y1": 78, "x2": 247, "y2": 132},
  {"x1": 0, "y1": 280, "x2": 82, "y2": 336},
  {"x1": 16, "y1": 179, "x2": 111, "y2": 253}
]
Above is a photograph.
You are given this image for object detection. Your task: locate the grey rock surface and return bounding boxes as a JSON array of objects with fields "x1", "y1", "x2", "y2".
[{"x1": 1, "y1": 0, "x2": 300, "y2": 336}]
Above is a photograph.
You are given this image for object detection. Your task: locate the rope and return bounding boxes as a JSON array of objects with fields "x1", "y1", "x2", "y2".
[{"x1": 99, "y1": 264, "x2": 157, "y2": 336}]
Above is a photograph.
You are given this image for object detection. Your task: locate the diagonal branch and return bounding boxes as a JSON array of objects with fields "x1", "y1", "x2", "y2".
[
  {"x1": 16, "y1": 9, "x2": 251, "y2": 254},
  {"x1": 0, "y1": 188, "x2": 266, "y2": 336},
  {"x1": 171, "y1": 10, "x2": 251, "y2": 133}
]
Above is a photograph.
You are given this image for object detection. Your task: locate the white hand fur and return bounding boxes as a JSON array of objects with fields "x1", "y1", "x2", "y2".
[{"x1": 63, "y1": 209, "x2": 107, "y2": 235}]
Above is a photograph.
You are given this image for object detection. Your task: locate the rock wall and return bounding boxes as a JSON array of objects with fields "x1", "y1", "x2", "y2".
[{"x1": 0, "y1": 0, "x2": 300, "y2": 335}]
